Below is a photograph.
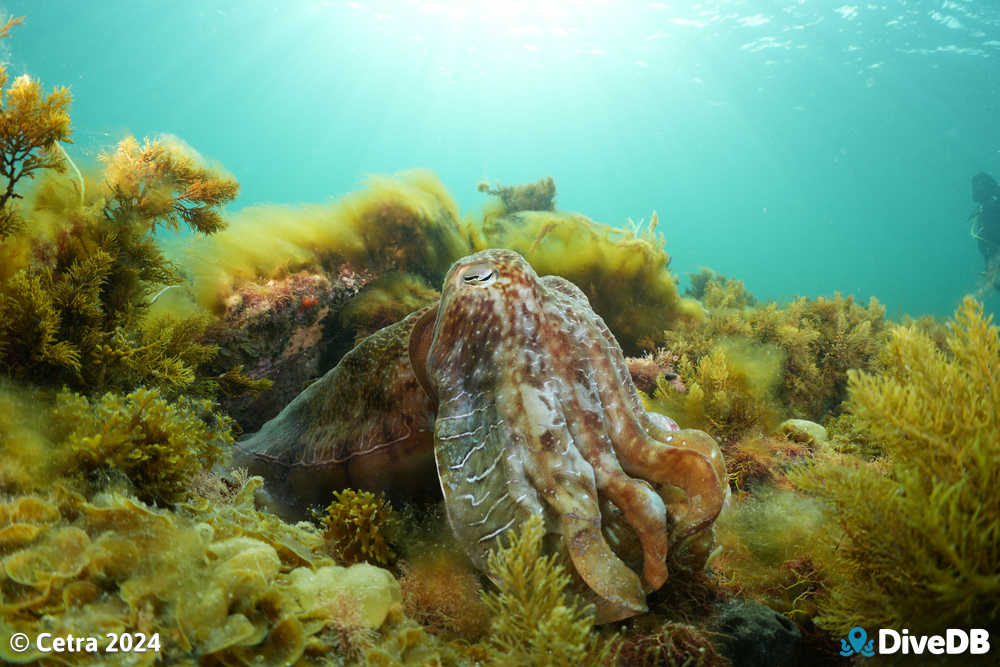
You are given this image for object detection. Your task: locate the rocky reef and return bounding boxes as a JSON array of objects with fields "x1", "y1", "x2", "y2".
[{"x1": 2, "y1": 14, "x2": 998, "y2": 667}]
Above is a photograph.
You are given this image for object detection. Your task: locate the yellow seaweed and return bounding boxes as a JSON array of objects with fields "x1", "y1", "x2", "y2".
[
  {"x1": 480, "y1": 515, "x2": 618, "y2": 666},
  {"x1": 791, "y1": 297, "x2": 1000, "y2": 635}
]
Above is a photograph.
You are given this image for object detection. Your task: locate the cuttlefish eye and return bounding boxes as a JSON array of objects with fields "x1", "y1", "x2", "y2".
[{"x1": 460, "y1": 262, "x2": 497, "y2": 287}]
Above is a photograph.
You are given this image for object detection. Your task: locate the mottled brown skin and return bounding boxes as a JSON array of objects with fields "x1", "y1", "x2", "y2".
[
  {"x1": 232, "y1": 306, "x2": 439, "y2": 512},
  {"x1": 428, "y1": 249, "x2": 725, "y2": 621},
  {"x1": 236, "y1": 249, "x2": 726, "y2": 622}
]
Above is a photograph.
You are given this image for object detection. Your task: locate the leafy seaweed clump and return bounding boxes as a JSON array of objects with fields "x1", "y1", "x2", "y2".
[
  {"x1": 0, "y1": 480, "x2": 408, "y2": 665},
  {"x1": 645, "y1": 338, "x2": 785, "y2": 442},
  {"x1": 0, "y1": 383, "x2": 233, "y2": 506},
  {"x1": 174, "y1": 169, "x2": 473, "y2": 310},
  {"x1": 662, "y1": 290, "x2": 887, "y2": 427},
  {"x1": 0, "y1": 16, "x2": 72, "y2": 239},
  {"x1": 686, "y1": 268, "x2": 756, "y2": 310},
  {"x1": 398, "y1": 548, "x2": 491, "y2": 641},
  {"x1": 170, "y1": 172, "x2": 700, "y2": 357},
  {"x1": 616, "y1": 620, "x2": 725, "y2": 667},
  {"x1": 101, "y1": 135, "x2": 237, "y2": 234},
  {"x1": 477, "y1": 176, "x2": 557, "y2": 213},
  {"x1": 480, "y1": 515, "x2": 618, "y2": 666},
  {"x1": 57, "y1": 387, "x2": 234, "y2": 505},
  {"x1": 791, "y1": 297, "x2": 1000, "y2": 635},
  {"x1": 0, "y1": 133, "x2": 239, "y2": 395},
  {"x1": 320, "y1": 489, "x2": 400, "y2": 566},
  {"x1": 712, "y1": 487, "x2": 830, "y2": 624}
]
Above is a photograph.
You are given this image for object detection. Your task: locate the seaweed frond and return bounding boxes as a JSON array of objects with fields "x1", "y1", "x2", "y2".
[
  {"x1": 477, "y1": 176, "x2": 557, "y2": 213},
  {"x1": 100, "y1": 135, "x2": 238, "y2": 234},
  {"x1": 60, "y1": 387, "x2": 234, "y2": 505},
  {"x1": 647, "y1": 338, "x2": 784, "y2": 442},
  {"x1": 0, "y1": 269, "x2": 83, "y2": 376},
  {"x1": 480, "y1": 209, "x2": 701, "y2": 354},
  {"x1": 0, "y1": 132, "x2": 239, "y2": 395},
  {"x1": 197, "y1": 364, "x2": 274, "y2": 398},
  {"x1": 686, "y1": 268, "x2": 757, "y2": 310},
  {"x1": 0, "y1": 16, "x2": 72, "y2": 238},
  {"x1": 480, "y1": 514, "x2": 618, "y2": 666},
  {"x1": 320, "y1": 489, "x2": 399, "y2": 566},
  {"x1": 791, "y1": 297, "x2": 1000, "y2": 635},
  {"x1": 661, "y1": 291, "x2": 887, "y2": 426}
]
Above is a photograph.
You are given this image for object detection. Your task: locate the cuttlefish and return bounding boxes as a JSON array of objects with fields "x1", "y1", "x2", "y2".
[{"x1": 234, "y1": 248, "x2": 726, "y2": 622}]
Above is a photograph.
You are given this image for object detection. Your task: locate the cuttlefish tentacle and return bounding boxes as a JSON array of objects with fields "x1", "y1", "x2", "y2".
[
  {"x1": 547, "y1": 312, "x2": 670, "y2": 592},
  {"x1": 546, "y1": 274, "x2": 722, "y2": 548},
  {"x1": 434, "y1": 392, "x2": 535, "y2": 565},
  {"x1": 582, "y1": 326, "x2": 725, "y2": 539},
  {"x1": 501, "y1": 380, "x2": 648, "y2": 615},
  {"x1": 496, "y1": 282, "x2": 648, "y2": 614},
  {"x1": 579, "y1": 296, "x2": 728, "y2": 528},
  {"x1": 241, "y1": 248, "x2": 727, "y2": 624},
  {"x1": 602, "y1": 405, "x2": 725, "y2": 539},
  {"x1": 427, "y1": 287, "x2": 549, "y2": 568}
]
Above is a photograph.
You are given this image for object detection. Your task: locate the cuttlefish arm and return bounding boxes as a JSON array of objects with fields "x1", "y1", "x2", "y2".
[{"x1": 423, "y1": 249, "x2": 726, "y2": 623}]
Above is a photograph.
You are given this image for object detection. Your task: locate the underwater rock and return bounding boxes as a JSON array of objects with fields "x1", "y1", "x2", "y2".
[
  {"x1": 712, "y1": 599, "x2": 802, "y2": 667},
  {"x1": 776, "y1": 419, "x2": 827, "y2": 446},
  {"x1": 235, "y1": 249, "x2": 727, "y2": 622},
  {"x1": 206, "y1": 265, "x2": 377, "y2": 431}
]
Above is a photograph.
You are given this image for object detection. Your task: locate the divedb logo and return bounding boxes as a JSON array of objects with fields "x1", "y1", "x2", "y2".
[{"x1": 840, "y1": 626, "x2": 991, "y2": 657}]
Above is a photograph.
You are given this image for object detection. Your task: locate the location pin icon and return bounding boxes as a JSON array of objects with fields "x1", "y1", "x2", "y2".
[{"x1": 848, "y1": 627, "x2": 868, "y2": 653}]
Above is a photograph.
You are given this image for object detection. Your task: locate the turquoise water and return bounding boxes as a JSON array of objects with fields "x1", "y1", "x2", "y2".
[{"x1": 5, "y1": 0, "x2": 999, "y2": 318}]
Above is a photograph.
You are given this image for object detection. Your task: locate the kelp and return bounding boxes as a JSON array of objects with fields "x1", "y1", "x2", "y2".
[{"x1": 791, "y1": 297, "x2": 1000, "y2": 635}]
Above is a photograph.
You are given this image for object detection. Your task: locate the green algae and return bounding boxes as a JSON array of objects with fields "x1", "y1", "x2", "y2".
[
  {"x1": 320, "y1": 489, "x2": 400, "y2": 567},
  {"x1": 480, "y1": 515, "x2": 620, "y2": 666},
  {"x1": 791, "y1": 297, "x2": 1000, "y2": 636}
]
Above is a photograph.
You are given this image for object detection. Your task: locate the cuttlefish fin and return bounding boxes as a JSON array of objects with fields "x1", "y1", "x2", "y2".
[{"x1": 408, "y1": 302, "x2": 440, "y2": 405}]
